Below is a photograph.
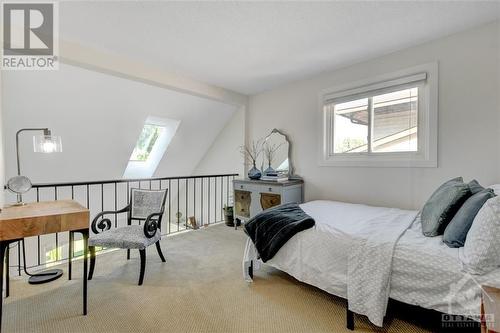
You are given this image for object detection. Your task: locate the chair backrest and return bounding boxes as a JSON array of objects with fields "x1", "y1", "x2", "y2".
[{"x1": 130, "y1": 188, "x2": 168, "y2": 221}]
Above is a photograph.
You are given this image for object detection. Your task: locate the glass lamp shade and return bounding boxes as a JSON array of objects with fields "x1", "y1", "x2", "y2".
[{"x1": 33, "y1": 135, "x2": 62, "y2": 153}]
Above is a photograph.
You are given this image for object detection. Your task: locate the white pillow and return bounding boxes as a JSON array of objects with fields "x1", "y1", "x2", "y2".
[
  {"x1": 459, "y1": 196, "x2": 500, "y2": 275},
  {"x1": 488, "y1": 184, "x2": 500, "y2": 196}
]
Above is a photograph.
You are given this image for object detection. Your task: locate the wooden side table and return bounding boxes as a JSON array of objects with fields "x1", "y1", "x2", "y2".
[
  {"x1": 0, "y1": 200, "x2": 90, "y2": 332},
  {"x1": 482, "y1": 285, "x2": 500, "y2": 333}
]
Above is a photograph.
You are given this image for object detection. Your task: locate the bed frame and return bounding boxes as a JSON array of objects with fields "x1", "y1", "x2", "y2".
[{"x1": 247, "y1": 262, "x2": 481, "y2": 332}]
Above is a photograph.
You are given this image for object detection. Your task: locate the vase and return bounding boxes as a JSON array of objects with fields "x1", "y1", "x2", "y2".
[
  {"x1": 248, "y1": 164, "x2": 262, "y2": 180},
  {"x1": 264, "y1": 166, "x2": 275, "y2": 176}
]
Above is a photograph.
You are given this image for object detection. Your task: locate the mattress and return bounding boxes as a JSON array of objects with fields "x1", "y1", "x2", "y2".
[{"x1": 257, "y1": 200, "x2": 500, "y2": 317}]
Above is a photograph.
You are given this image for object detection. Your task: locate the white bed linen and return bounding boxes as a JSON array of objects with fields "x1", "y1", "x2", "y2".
[
  {"x1": 243, "y1": 200, "x2": 500, "y2": 325},
  {"x1": 390, "y1": 217, "x2": 500, "y2": 316},
  {"x1": 347, "y1": 207, "x2": 417, "y2": 326}
]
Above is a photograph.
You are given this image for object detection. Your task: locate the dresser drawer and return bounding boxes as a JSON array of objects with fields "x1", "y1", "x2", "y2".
[
  {"x1": 260, "y1": 193, "x2": 281, "y2": 210},
  {"x1": 235, "y1": 183, "x2": 248, "y2": 191},
  {"x1": 260, "y1": 185, "x2": 281, "y2": 194}
]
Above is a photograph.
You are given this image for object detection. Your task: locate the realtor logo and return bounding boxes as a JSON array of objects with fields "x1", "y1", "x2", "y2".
[{"x1": 2, "y1": 2, "x2": 58, "y2": 70}]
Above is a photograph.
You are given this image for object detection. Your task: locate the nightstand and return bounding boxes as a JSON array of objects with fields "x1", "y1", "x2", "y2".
[
  {"x1": 233, "y1": 178, "x2": 304, "y2": 223},
  {"x1": 482, "y1": 285, "x2": 500, "y2": 333}
]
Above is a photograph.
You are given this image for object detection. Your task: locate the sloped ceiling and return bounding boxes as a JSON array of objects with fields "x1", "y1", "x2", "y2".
[
  {"x1": 1, "y1": 63, "x2": 238, "y2": 183},
  {"x1": 58, "y1": 1, "x2": 500, "y2": 94}
]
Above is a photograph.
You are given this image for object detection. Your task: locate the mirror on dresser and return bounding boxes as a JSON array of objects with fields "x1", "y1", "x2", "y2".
[
  {"x1": 257, "y1": 129, "x2": 293, "y2": 177},
  {"x1": 234, "y1": 129, "x2": 302, "y2": 224}
]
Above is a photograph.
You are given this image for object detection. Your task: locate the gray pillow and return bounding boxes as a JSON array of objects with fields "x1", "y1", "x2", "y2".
[
  {"x1": 459, "y1": 196, "x2": 500, "y2": 275},
  {"x1": 468, "y1": 179, "x2": 484, "y2": 195},
  {"x1": 443, "y1": 188, "x2": 495, "y2": 248},
  {"x1": 421, "y1": 177, "x2": 472, "y2": 237}
]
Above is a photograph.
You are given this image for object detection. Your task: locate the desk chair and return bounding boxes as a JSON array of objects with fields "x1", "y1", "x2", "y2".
[{"x1": 88, "y1": 188, "x2": 168, "y2": 285}]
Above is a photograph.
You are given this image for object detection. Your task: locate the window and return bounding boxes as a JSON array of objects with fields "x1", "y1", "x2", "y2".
[
  {"x1": 319, "y1": 63, "x2": 437, "y2": 167},
  {"x1": 123, "y1": 117, "x2": 181, "y2": 179},
  {"x1": 130, "y1": 124, "x2": 165, "y2": 162}
]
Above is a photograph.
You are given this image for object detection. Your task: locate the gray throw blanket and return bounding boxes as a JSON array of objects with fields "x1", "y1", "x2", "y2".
[{"x1": 244, "y1": 203, "x2": 315, "y2": 262}]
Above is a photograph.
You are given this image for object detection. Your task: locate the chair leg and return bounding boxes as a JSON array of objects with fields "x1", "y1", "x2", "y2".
[
  {"x1": 138, "y1": 249, "x2": 146, "y2": 286},
  {"x1": 155, "y1": 241, "x2": 166, "y2": 262},
  {"x1": 88, "y1": 246, "x2": 96, "y2": 280}
]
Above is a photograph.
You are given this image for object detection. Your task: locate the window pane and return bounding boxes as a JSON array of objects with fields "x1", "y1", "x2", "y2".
[
  {"x1": 372, "y1": 87, "x2": 418, "y2": 153},
  {"x1": 130, "y1": 124, "x2": 165, "y2": 161},
  {"x1": 333, "y1": 98, "x2": 368, "y2": 154}
]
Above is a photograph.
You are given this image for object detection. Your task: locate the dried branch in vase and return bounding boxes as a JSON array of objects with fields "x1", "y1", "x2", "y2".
[
  {"x1": 264, "y1": 142, "x2": 284, "y2": 167},
  {"x1": 239, "y1": 139, "x2": 263, "y2": 166}
]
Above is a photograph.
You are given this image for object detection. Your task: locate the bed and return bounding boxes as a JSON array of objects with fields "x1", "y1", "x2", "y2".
[{"x1": 243, "y1": 200, "x2": 500, "y2": 329}]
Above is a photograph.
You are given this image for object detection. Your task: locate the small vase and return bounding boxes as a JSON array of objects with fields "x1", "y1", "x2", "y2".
[
  {"x1": 264, "y1": 166, "x2": 275, "y2": 176},
  {"x1": 248, "y1": 164, "x2": 262, "y2": 180}
]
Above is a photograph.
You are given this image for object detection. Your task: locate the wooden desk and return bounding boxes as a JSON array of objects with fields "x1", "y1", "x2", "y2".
[{"x1": 0, "y1": 200, "x2": 90, "y2": 332}]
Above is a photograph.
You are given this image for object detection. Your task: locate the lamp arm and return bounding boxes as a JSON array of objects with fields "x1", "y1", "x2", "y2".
[{"x1": 15, "y1": 128, "x2": 50, "y2": 175}]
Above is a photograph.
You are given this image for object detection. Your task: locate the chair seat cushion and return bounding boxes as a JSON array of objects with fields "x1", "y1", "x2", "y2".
[{"x1": 89, "y1": 225, "x2": 161, "y2": 250}]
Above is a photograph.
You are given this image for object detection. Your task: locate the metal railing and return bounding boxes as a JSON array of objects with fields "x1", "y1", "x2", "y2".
[{"x1": 7, "y1": 173, "x2": 238, "y2": 275}]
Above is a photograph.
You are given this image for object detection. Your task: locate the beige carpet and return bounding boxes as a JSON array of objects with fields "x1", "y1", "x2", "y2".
[{"x1": 3, "y1": 224, "x2": 432, "y2": 333}]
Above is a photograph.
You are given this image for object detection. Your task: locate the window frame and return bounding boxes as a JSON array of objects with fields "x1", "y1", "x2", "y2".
[{"x1": 318, "y1": 63, "x2": 438, "y2": 168}]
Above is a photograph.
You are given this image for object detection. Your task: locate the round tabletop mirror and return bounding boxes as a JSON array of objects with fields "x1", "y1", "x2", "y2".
[{"x1": 7, "y1": 175, "x2": 32, "y2": 194}]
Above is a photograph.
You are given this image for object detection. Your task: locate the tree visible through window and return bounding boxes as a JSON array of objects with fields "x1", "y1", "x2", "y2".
[{"x1": 130, "y1": 124, "x2": 165, "y2": 162}]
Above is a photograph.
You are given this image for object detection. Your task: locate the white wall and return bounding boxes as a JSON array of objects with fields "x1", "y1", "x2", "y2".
[
  {"x1": 248, "y1": 21, "x2": 500, "y2": 210},
  {"x1": 193, "y1": 107, "x2": 245, "y2": 177},
  {"x1": 2, "y1": 63, "x2": 238, "y2": 184}
]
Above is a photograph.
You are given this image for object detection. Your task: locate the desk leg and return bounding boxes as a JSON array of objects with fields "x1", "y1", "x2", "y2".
[
  {"x1": 68, "y1": 231, "x2": 74, "y2": 281},
  {"x1": 0, "y1": 241, "x2": 10, "y2": 333},
  {"x1": 81, "y1": 230, "x2": 88, "y2": 316},
  {"x1": 5, "y1": 247, "x2": 8, "y2": 298}
]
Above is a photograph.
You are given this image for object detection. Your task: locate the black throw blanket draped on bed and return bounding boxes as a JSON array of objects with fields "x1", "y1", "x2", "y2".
[{"x1": 244, "y1": 203, "x2": 315, "y2": 262}]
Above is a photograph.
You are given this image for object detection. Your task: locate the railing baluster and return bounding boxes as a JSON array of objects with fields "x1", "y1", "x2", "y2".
[
  {"x1": 201, "y1": 178, "x2": 204, "y2": 226},
  {"x1": 193, "y1": 179, "x2": 196, "y2": 228},
  {"x1": 55, "y1": 186, "x2": 58, "y2": 261},
  {"x1": 86, "y1": 184, "x2": 90, "y2": 209},
  {"x1": 168, "y1": 179, "x2": 171, "y2": 234},
  {"x1": 221, "y1": 176, "x2": 224, "y2": 221},
  {"x1": 37, "y1": 188, "x2": 41, "y2": 266},
  {"x1": 214, "y1": 177, "x2": 217, "y2": 223},
  {"x1": 177, "y1": 179, "x2": 180, "y2": 231},
  {"x1": 114, "y1": 182, "x2": 117, "y2": 228},
  {"x1": 185, "y1": 178, "x2": 188, "y2": 228},
  {"x1": 208, "y1": 177, "x2": 211, "y2": 224}
]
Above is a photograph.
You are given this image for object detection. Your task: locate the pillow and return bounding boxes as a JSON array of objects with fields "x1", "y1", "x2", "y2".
[
  {"x1": 443, "y1": 188, "x2": 495, "y2": 248},
  {"x1": 459, "y1": 196, "x2": 500, "y2": 275},
  {"x1": 421, "y1": 177, "x2": 472, "y2": 237},
  {"x1": 488, "y1": 184, "x2": 500, "y2": 196},
  {"x1": 468, "y1": 179, "x2": 485, "y2": 195}
]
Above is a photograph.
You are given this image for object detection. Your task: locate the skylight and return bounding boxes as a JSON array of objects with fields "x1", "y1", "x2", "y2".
[
  {"x1": 130, "y1": 124, "x2": 165, "y2": 162},
  {"x1": 123, "y1": 116, "x2": 180, "y2": 179}
]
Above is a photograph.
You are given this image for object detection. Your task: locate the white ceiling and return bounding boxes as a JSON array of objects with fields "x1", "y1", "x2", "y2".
[{"x1": 60, "y1": 1, "x2": 500, "y2": 95}]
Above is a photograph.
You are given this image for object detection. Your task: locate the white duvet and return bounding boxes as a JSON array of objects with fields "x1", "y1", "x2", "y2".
[{"x1": 243, "y1": 200, "x2": 500, "y2": 327}]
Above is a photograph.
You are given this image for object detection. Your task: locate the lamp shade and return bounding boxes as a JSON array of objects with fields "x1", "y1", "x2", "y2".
[{"x1": 33, "y1": 135, "x2": 62, "y2": 153}]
